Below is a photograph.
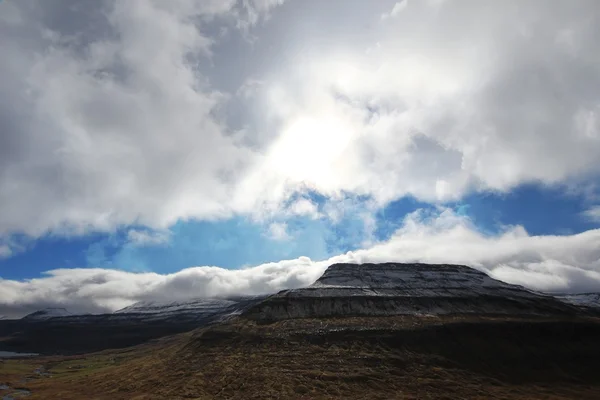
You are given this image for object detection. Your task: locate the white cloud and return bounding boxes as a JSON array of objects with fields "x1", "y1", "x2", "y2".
[
  {"x1": 266, "y1": 222, "x2": 291, "y2": 241},
  {"x1": 287, "y1": 198, "x2": 320, "y2": 219},
  {"x1": 0, "y1": 1, "x2": 282, "y2": 238},
  {"x1": 248, "y1": 0, "x2": 600, "y2": 206},
  {"x1": 0, "y1": 245, "x2": 12, "y2": 259},
  {"x1": 237, "y1": 0, "x2": 285, "y2": 29},
  {"x1": 381, "y1": 1, "x2": 408, "y2": 20},
  {"x1": 127, "y1": 229, "x2": 171, "y2": 246},
  {"x1": 0, "y1": 0, "x2": 599, "y2": 249},
  {"x1": 582, "y1": 206, "x2": 600, "y2": 223},
  {"x1": 1, "y1": 209, "x2": 599, "y2": 318},
  {"x1": 0, "y1": 237, "x2": 27, "y2": 260}
]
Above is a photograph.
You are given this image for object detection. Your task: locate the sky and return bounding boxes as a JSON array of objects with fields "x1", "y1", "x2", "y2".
[{"x1": 0, "y1": 0, "x2": 599, "y2": 318}]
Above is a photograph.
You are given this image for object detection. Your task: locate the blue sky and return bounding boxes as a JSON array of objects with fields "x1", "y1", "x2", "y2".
[
  {"x1": 1, "y1": 183, "x2": 597, "y2": 280},
  {"x1": 1, "y1": 0, "x2": 600, "y2": 316}
]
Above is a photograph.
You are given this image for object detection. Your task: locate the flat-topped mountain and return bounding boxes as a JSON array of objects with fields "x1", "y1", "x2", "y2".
[
  {"x1": 1, "y1": 263, "x2": 592, "y2": 355},
  {"x1": 243, "y1": 262, "x2": 583, "y2": 321},
  {"x1": 4, "y1": 263, "x2": 600, "y2": 399}
]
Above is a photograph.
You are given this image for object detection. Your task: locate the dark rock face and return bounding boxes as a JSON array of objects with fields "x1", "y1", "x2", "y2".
[{"x1": 243, "y1": 263, "x2": 583, "y2": 321}]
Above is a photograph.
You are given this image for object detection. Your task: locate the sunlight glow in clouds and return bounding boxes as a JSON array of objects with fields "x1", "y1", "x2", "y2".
[
  {"x1": 269, "y1": 115, "x2": 357, "y2": 186},
  {"x1": 1, "y1": 0, "x2": 599, "y2": 235}
]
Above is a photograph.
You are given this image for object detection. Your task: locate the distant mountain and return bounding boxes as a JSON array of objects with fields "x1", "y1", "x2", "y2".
[
  {"x1": 0, "y1": 296, "x2": 266, "y2": 355},
  {"x1": 22, "y1": 308, "x2": 73, "y2": 321},
  {"x1": 114, "y1": 296, "x2": 266, "y2": 322},
  {"x1": 243, "y1": 263, "x2": 583, "y2": 321},
  {"x1": 115, "y1": 298, "x2": 238, "y2": 314},
  {"x1": 554, "y1": 293, "x2": 600, "y2": 309}
]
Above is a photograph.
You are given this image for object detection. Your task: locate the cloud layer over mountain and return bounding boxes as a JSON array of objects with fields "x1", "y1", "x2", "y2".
[{"x1": 1, "y1": 209, "x2": 598, "y2": 318}]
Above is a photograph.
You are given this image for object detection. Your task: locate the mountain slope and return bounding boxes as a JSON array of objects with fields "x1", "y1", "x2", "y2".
[
  {"x1": 114, "y1": 296, "x2": 264, "y2": 322},
  {"x1": 115, "y1": 298, "x2": 238, "y2": 314},
  {"x1": 3, "y1": 262, "x2": 600, "y2": 399},
  {"x1": 21, "y1": 308, "x2": 73, "y2": 320},
  {"x1": 0, "y1": 296, "x2": 267, "y2": 355},
  {"x1": 244, "y1": 263, "x2": 582, "y2": 321},
  {"x1": 555, "y1": 293, "x2": 600, "y2": 309}
]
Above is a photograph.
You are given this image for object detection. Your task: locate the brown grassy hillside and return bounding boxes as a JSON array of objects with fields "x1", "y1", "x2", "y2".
[{"x1": 2, "y1": 315, "x2": 600, "y2": 399}]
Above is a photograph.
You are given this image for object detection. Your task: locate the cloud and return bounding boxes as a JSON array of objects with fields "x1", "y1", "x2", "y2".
[
  {"x1": 127, "y1": 229, "x2": 171, "y2": 247},
  {"x1": 0, "y1": 237, "x2": 27, "y2": 260},
  {"x1": 287, "y1": 198, "x2": 320, "y2": 219},
  {"x1": 0, "y1": 0, "x2": 287, "y2": 239},
  {"x1": 266, "y1": 222, "x2": 291, "y2": 241},
  {"x1": 0, "y1": 1, "x2": 243, "y2": 237},
  {"x1": 236, "y1": 0, "x2": 285, "y2": 30},
  {"x1": 381, "y1": 1, "x2": 408, "y2": 20},
  {"x1": 582, "y1": 206, "x2": 600, "y2": 223},
  {"x1": 249, "y1": 0, "x2": 600, "y2": 205},
  {"x1": 0, "y1": 0, "x2": 599, "y2": 254},
  {"x1": 0, "y1": 245, "x2": 12, "y2": 259},
  {"x1": 1, "y1": 209, "x2": 599, "y2": 318},
  {"x1": 0, "y1": 256, "x2": 325, "y2": 318}
]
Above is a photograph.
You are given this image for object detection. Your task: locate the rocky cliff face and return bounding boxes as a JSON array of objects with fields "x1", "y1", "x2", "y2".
[{"x1": 243, "y1": 263, "x2": 582, "y2": 321}]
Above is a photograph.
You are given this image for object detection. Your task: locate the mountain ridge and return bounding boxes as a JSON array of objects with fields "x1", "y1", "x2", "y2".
[
  {"x1": 3, "y1": 262, "x2": 596, "y2": 355},
  {"x1": 242, "y1": 262, "x2": 585, "y2": 321}
]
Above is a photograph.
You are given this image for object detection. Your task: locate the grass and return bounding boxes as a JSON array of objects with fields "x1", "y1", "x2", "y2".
[{"x1": 2, "y1": 316, "x2": 600, "y2": 399}]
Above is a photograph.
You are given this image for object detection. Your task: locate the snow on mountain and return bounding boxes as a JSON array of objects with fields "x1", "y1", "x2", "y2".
[
  {"x1": 113, "y1": 296, "x2": 267, "y2": 322},
  {"x1": 22, "y1": 308, "x2": 73, "y2": 320},
  {"x1": 554, "y1": 293, "x2": 600, "y2": 309},
  {"x1": 243, "y1": 263, "x2": 583, "y2": 321},
  {"x1": 14, "y1": 297, "x2": 266, "y2": 325},
  {"x1": 115, "y1": 298, "x2": 239, "y2": 315}
]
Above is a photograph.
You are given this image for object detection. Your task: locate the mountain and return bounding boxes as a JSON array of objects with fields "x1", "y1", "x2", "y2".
[
  {"x1": 114, "y1": 296, "x2": 264, "y2": 322},
  {"x1": 21, "y1": 307, "x2": 73, "y2": 320},
  {"x1": 115, "y1": 298, "x2": 239, "y2": 314},
  {"x1": 244, "y1": 263, "x2": 583, "y2": 321},
  {"x1": 0, "y1": 296, "x2": 266, "y2": 355},
  {"x1": 0, "y1": 263, "x2": 591, "y2": 356},
  {"x1": 554, "y1": 293, "x2": 600, "y2": 309},
  {"x1": 3, "y1": 262, "x2": 600, "y2": 399}
]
